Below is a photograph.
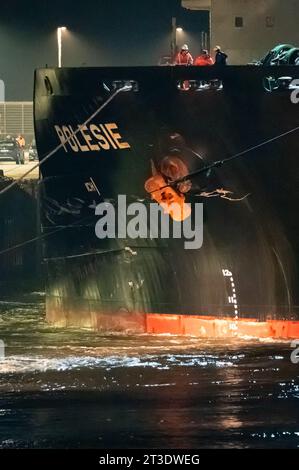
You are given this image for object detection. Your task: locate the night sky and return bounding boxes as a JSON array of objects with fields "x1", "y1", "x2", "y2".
[{"x1": 0, "y1": 0, "x2": 208, "y2": 100}]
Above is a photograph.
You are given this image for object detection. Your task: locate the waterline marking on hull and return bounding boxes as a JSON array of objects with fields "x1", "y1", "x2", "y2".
[{"x1": 222, "y1": 269, "x2": 239, "y2": 324}]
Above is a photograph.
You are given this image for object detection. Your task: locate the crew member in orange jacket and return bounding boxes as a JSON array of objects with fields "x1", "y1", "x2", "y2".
[
  {"x1": 16, "y1": 134, "x2": 26, "y2": 148},
  {"x1": 194, "y1": 50, "x2": 214, "y2": 66},
  {"x1": 174, "y1": 44, "x2": 193, "y2": 65}
]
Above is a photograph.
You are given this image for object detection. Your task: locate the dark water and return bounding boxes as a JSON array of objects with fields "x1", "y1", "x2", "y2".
[{"x1": 0, "y1": 298, "x2": 298, "y2": 449}]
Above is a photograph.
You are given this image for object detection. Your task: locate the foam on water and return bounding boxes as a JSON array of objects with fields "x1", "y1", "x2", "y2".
[
  {"x1": 0, "y1": 353, "x2": 238, "y2": 374},
  {"x1": 0, "y1": 301, "x2": 298, "y2": 448}
]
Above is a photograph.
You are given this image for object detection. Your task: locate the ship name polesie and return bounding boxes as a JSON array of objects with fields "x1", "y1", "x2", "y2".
[{"x1": 54, "y1": 123, "x2": 131, "y2": 153}]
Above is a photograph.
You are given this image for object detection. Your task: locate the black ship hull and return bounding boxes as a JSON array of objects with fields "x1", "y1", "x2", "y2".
[{"x1": 34, "y1": 66, "x2": 299, "y2": 338}]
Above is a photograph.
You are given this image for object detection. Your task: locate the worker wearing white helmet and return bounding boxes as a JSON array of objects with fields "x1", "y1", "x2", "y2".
[{"x1": 174, "y1": 44, "x2": 193, "y2": 65}]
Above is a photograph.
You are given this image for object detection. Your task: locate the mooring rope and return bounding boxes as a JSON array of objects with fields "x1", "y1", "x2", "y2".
[
  {"x1": 152, "y1": 124, "x2": 299, "y2": 194},
  {"x1": 0, "y1": 214, "x2": 95, "y2": 257}
]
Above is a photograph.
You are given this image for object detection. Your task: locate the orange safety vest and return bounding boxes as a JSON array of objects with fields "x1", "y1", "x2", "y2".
[
  {"x1": 194, "y1": 55, "x2": 214, "y2": 66},
  {"x1": 175, "y1": 52, "x2": 193, "y2": 66},
  {"x1": 17, "y1": 137, "x2": 25, "y2": 147}
]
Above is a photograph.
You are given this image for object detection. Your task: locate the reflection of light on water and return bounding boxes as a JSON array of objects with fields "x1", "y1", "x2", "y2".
[
  {"x1": 250, "y1": 431, "x2": 299, "y2": 440},
  {"x1": 0, "y1": 356, "x2": 162, "y2": 373},
  {"x1": 0, "y1": 353, "x2": 237, "y2": 374},
  {"x1": 221, "y1": 415, "x2": 243, "y2": 430},
  {"x1": 143, "y1": 383, "x2": 176, "y2": 388}
]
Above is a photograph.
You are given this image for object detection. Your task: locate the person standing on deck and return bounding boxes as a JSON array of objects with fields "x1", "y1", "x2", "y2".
[
  {"x1": 175, "y1": 44, "x2": 193, "y2": 66},
  {"x1": 194, "y1": 50, "x2": 214, "y2": 66},
  {"x1": 214, "y1": 46, "x2": 228, "y2": 65}
]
